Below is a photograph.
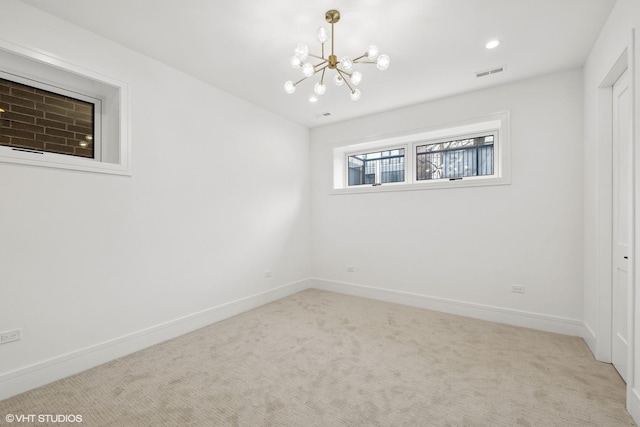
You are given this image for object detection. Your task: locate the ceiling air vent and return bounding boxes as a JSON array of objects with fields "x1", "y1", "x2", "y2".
[
  {"x1": 476, "y1": 66, "x2": 506, "y2": 78},
  {"x1": 315, "y1": 112, "x2": 332, "y2": 118}
]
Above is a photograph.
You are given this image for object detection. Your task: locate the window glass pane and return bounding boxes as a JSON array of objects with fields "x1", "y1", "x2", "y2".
[
  {"x1": 348, "y1": 148, "x2": 405, "y2": 186},
  {"x1": 0, "y1": 77, "x2": 95, "y2": 158},
  {"x1": 416, "y1": 135, "x2": 494, "y2": 181}
]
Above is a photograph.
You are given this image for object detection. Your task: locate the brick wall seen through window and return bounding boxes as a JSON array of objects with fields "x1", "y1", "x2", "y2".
[{"x1": 0, "y1": 77, "x2": 94, "y2": 158}]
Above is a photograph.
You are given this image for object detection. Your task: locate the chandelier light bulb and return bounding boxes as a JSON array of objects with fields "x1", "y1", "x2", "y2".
[
  {"x1": 376, "y1": 54, "x2": 390, "y2": 71},
  {"x1": 340, "y1": 56, "x2": 353, "y2": 71},
  {"x1": 350, "y1": 89, "x2": 361, "y2": 101},
  {"x1": 317, "y1": 27, "x2": 330, "y2": 44},
  {"x1": 334, "y1": 74, "x2": 344, "y2": 86},
  {"x1": 351, "y1": 71, "x2": 362, "y2": 85},
  {"x1": 314, "y1": 82, "x2": 327, "y2": 95},
  {"x1": 366, "y1": 45, "x2": 380, "y2": 60},
  {"x1": 284, "y1": 81, "x2": 296, "y2": 94},
  {"x1": 291, "y1": 56, "x2": 302, "y2": 69},
  {"x1": 302, "y1": 62, "x2": 315, "y2": 77},
  {"x1": 294, "y1": 44, "x2": 309, "y2": 61}
]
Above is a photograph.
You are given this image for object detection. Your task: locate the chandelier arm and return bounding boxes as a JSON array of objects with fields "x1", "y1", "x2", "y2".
[
  {"x1": 336, "y1": 68, "x2": 352, "y2": 78},
  {"x1": 308, "y1": 53, "x2": 326, "y2": 61},
  {"x1": 293, "y1": 76, "x2": 309, "y2": 86},
  {"x1": 292, "y1": 64, "x2": 329, "y2": 87},
  {"x1": 337, "y1": 69, "x2": 353, "y2": 80},
  {"x1": 320, "y1": 68, "x2": 326, "y2": 85},
  {"x1": 353, "y1": 53, "x2": 368, "y2": 62},
  {"x1": 313, "y1": 60, "x2": 329, "y2": 69},
  {"x1": 337, "y1": 69, "x2": 356, "y2": 93},
  {"x1": 314, "y1": 64, "x2": 329, "y2": 74}
]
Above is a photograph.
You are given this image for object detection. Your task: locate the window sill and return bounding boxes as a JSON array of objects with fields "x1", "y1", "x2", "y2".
[
  {"x1": 330, "y1": 175, "x2": 510, "y2": 195},
  {"x1": 0, "y1": 147, "x2": 131, "y2": 175}
]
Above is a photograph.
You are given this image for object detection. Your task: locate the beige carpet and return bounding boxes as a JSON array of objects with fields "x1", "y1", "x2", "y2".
[{"x1": 0, "y1": 289, "x2": 635, "y2": 426}]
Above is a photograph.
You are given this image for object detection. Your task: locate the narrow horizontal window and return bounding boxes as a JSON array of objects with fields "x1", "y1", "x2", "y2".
[
  {"x1": 0, "y1": 77, "x2": 97, "y2": 159},
  {"x1": 348, "y1": 148, "x2": 405, "y2": 186},
  {"x1": 416, "y1": 134, "x2": 494, "y2": 181},
  {"x1": 332, "y1": 112, "x2": 509, "y2": 194}
]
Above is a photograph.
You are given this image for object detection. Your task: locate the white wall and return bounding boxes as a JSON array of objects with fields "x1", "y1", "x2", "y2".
[
  {"x1": 0, "y1": 0, "x2": 310, "y2": 394},
  {"x1": 310, "y1": 69, "x2": 584, "y2": 328},
  {"x1": 582, "y1": 0, "x2": 640, "y2": 421}
]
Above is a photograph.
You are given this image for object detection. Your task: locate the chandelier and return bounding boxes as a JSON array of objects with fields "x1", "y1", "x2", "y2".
[{"x1": 284, "y1": 9, "x2": 390, "y2": 101}]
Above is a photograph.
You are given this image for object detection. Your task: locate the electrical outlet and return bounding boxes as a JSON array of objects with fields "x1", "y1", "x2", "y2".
[
  {"x1": 347, "y1": 266, "x2": 355, "y2": 272},
  {"x1": 511, "y1": 285, "x2": 525, "y2": 294},
  {"x1": 0, "y1": 329, "x2": 21, "y2": 344}
]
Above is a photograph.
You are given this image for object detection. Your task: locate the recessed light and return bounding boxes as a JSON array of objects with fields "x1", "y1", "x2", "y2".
[
  {"x1": 309, "y1": 96, "x2": 318, "y2": 103},
  {"x1": 486, "y1": 40, "x2": 500, "y2": 49}
]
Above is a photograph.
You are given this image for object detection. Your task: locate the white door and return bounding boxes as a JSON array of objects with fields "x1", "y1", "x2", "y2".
[{"x1": 612, "y1": 69, "x2": 632, "y2": 382}]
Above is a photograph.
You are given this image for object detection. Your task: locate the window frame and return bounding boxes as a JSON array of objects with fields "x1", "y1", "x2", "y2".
[
  {"x1": 0, "y1": 40, "x2": 131, "y2": 176},
  {"x1": 332, "y1": 112, "x2": 510, "y2": 194}
]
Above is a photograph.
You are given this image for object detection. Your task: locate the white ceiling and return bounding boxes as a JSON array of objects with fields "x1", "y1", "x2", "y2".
[{"x1": 19, "y1": 0, "x2": 616, "y2": 128}]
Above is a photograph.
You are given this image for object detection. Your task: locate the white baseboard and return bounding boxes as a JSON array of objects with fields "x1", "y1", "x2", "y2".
[
  {"x1": 1, "y1": 277, "x2": 592, "y2": 402},
  {"x1": 582, "y1": 322, "x2": 597, "y2": 357},
  {"x1": 628, "y1": 387, "x2": 640, "y2": 425},
  {"x1": 0, "y1": 279, "x2": 310, "y2": 401},
  {"x1": 310, "y1": 278, "x2": 586, "y2": 337}
]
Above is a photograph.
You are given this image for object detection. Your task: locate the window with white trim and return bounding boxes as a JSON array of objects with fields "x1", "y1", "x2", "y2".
[
  {"x1": 0, "y1": 42, "x2": 130, "y2": 175},
  {"x1": 333, "y1": 113, "x2": 509, "y2": 193}
]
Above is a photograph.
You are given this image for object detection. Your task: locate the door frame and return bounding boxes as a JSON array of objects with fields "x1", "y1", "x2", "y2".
[
  {"x1": 596, "y1": 47, "x2": 629, "y2": 364},
  {"x1": 612, "y1": 68, "x2": 632, "y2": 382},
  {"x1": 595, "y1": 29, "x2": 638, "y2": 418}
]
